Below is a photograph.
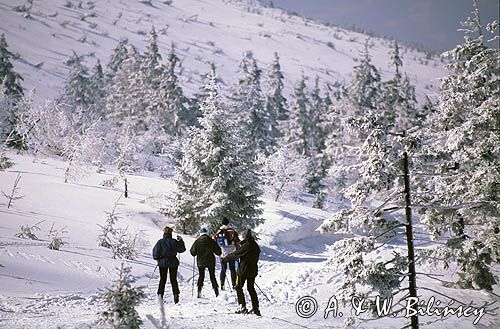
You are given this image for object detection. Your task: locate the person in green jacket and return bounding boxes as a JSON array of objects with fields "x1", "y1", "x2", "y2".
[{"x1": 190, "y1": 227, "x2": 222, "y2": 298}]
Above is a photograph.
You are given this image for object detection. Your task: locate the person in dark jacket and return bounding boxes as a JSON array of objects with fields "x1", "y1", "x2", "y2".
[
  {"x1": 190, "y1": 227, "x2": 222, "y2": 298},
  {"x1": 222, "y1": 228, "x2": 261, "y2": 316},
  {"x1": 152, "y1": 226, "x2": 186, "y2": 304}
]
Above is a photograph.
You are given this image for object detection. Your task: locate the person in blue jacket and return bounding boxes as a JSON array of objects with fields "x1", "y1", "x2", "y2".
[{"x1": 152, "y1": 226, "x2": 186, "y2": 303}]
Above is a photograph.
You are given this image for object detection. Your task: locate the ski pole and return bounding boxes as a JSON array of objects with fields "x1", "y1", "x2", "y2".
[
  {"x1": 226, "y1": 276, "x2": 232, "y2": 292},
  {"x1": 147, "y1": 265, "x2": 158, "y2": 287},
  {"x1": 254, "y1": 281, "x2": 271, "y2": 303},
  {"x1": 191, "y1": 256, "x2": 196, "y2": 297}
]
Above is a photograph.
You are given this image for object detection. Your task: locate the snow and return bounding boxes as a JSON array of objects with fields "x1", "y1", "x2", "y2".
[
  {"x1": 0, "y1": 0, "x2": 444, "y2": 102},
  {"x1": 1, "y1": 151, "x2": 499, "y2": 329}
]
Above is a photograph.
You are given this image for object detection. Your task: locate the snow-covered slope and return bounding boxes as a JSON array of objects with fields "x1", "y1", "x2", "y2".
[
  {"x1": 1, "y1": 152, "x2": 499, "y2": 328},
  {"x1": 0, "y1": 0, "x2": 444, "y2": 101}
]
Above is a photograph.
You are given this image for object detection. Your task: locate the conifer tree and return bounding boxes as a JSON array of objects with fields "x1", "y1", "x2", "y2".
[
  {"x1": 283, "y1": 75, "x2": 314, "y2": 157},
  {"x1": 98, "y1": 263, "x2": 145, "y2": 329},
  {"x1": 90, "y1": 59, "x2": 106, "y2": 116},
  {"x1": 187, "y1": 62, "x2": 219, "y2": 127},
  {"x1": 164, "y1": 70, "x2": 263, "y2": 233},
  {"x1": 379, "y1": 41, "x2": 418, "y2": 131},
  {"x1": 0, "y1": 34, "x2": 24, "y2": 146},
  {"x1": 106, "y1": 38, "x2": 129, "y2": 82},
  {"x1": 348, "y1": 41, "x2": 380, "y2": 115},
  {"x1": 0, "y1": 34, "x2": 23, "y2": 99},
  {"x1": 156, "y1": 43, "x2": 189, "y2": 136},
  {"x1": 106, "y1": 46, "x2": 150, "y2": 131},
  {"x1": 418, "y1": 3, "x2": 499, "y2": 291},
  {"x1": 264, "y1": 52, "x2": 288, "y2": 139},
  {"x1": 60, "y1": 52, "x2": 92, "y2": 108}
]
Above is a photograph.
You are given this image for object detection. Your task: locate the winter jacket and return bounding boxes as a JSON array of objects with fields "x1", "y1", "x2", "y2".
[
  {"x1": 190, "y1": 234, "x2": 222, "y2": 268},
  {"x1": 213, "y1": 225, "x2": 241, "y2": 257},
  {"x1": 152, "y1": 233, "x2": 186, "y2": 268},
  {"x1": 225, "y1": 237, "x2": 260, "y2": 278}
]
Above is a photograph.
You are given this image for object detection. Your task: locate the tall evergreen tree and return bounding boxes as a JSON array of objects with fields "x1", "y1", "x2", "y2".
[
  {"x1": 60, "y1": 52, "x2": 93, "y2": 108},
  {"x1": 379, "y1": 41, "x2": 418, "y2": 131},
  {"x1": 264, "y1": 52, "x2": 288, "y2": 139},
  {"x1": 283, "y1": 75, "x2": 314, "y2": 157},
  {"x1": 187, "y1": 62, "x2": 219, "y2": 127},
  {"x1": 156, "y1": 43, "x2": 189, "y2": 136},
  {"x1": 163, "y1": 71, "x2": 263, "y2": 233},
  {"x1": 348, "y1": 41, "x2": 381, "y2": 115},
  {"x1": 0, "y1": 34, "x2": 24, "y2": 146},
  {"x1": 0, "y1": 34, "x2": 23, "y2": 99},
  {"x1": 106, "y1": 38, "x2": 129, "y2": 82},
  {"x1": 90, "y1": 59, "x2": 106, "y2": 116},
  {"x1": 106, "y1": 46, "x2": 149, "y2": 130},
  {"x1": 419, "y1": 3, "x2": 499, "y2": 291}
]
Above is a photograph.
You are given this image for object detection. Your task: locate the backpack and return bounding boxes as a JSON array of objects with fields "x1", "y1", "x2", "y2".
[{"x1": 216, "y1": 228, "x2": 230, "y2": 247}]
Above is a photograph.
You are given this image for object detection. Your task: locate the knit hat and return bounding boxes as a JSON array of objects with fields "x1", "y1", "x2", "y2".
[
  {"x1": 199, "y1": 227, "x2": 208, "y2": 235},
  {"x1": 163, "y1": 226, "x2": 173, "y2": 235},
  {"x1": 222, "y1": 217, "x2": 229, "y2": 226}
]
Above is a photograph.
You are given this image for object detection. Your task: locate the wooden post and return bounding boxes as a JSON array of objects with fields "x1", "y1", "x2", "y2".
[
  {"x1": 403, "y1": 151, "x2": 419, "y2": 329},
  {"x1": 124, "y1": 176, "x2": 128, "y2": 198}
]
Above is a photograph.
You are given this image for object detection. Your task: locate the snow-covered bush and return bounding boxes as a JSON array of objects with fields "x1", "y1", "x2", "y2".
[
  {"x1": 98, "y1": 195, "x2": 148, "y2": 260},
  {"x1": 47, "y1": 223, "x2": 68, "y2": 250},
  {"x1": 98, "y1": 263, "x2": 145, "y2": 329},
  {"x1": 0, "y1": 147, "x2": 13, "y2": 170},
  {"x1": 15, "y1": 220, "x2": 44, "y2": 240},
  {"x1": 109, "y1": 227, "x2": 148, "y2": 260},
  {"x1": 259, "y1": 146, "x2": 308, "y2": 202}
]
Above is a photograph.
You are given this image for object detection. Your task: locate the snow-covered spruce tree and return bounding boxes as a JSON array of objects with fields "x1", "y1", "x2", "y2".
[
  {"x1": 417, "y1": 6, "x2": 499, "y2": 291},
  {"x1": 163, "y1": 70, "x2": 263, "y2": 233},
  {"x1": 0, "y1": 34, "x2": 23, "y2": 100},
  {"x1": 106, "y1": 38, "x2": 129, "y2": 82},
  {"x1": 348, "y1": 40, "x2": 381, "y2": 116},
  {"x1": 59, "y1": 52, "x2": 93, "y2": 109},
  {"x1": 186, "y1": 62, "x2": 221, "y2": 129},
  {"x1": 0, "y1": 34, "x2": 24, "y2": 147},
  {"x1": 264, "y1": 52, "x2": 288, "y2": 140},
  {"x1": 98, "y1": 263, "x2": 145, "y2": 329},
  {"x1": 282, "y1": 75, "x2": 315, "y2": 157},
  {"x1": 105, "y1": 45, "x2": 151, "y2": 132},
  {"x1": 379, "y1": 41, "x2": 419, "y2": 132},
  {"x1": 247, "y1": 56, "x2": 274, "y2": 155},
  {"x1": 89, "y1": 59, "x2": 106, "y2": 117},
  {"x1": 155, "y1": 43, "x2": 190, "y2": 136},
  {"x1": 229, "y1": 52, "x2": 274, "y2": 155},
  {"x1": 319, "y1": 105, "x2": 422, "y2": 326}
]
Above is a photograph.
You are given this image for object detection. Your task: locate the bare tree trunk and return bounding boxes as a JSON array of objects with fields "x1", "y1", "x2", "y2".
[{"x1": 403, "y1": 152, "x2": 419, "y2": 329}]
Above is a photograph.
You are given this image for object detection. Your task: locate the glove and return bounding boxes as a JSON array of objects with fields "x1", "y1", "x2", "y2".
[{"x1": 176, "y1": 235, "x2": 183, "y2": 241}]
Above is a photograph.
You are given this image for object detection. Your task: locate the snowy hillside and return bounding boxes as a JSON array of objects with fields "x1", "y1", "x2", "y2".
[
  {"x1": 1, "y1": 152, "x2": 499, "y2": 328},
  {"x1": 0, "y1": 0, "x2": 444, "y2": 100}
]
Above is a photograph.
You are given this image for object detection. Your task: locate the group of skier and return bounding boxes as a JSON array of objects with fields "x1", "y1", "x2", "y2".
[{"x1": 152, "y1": 217, "x2": 261, "y2": 316}]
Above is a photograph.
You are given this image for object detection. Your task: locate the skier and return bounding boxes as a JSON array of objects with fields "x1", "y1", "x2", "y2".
[
  {"x1": 152, "y1": 226, "x2": 186, "y2": 304},
  {"x1": 222, "y1": 228, "x2": 261, "y2": 316},
  {"x1": 190, "y1": 227, "x2": 222, "y2": 298},
  {"x1": 213, "y1": 217, "x2": 240, "y2": 290}
]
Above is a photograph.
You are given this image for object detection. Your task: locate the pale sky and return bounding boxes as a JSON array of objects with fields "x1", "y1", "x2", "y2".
[{"x1": 268, "y1": 0, "x2": 499, "y2": 51}]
